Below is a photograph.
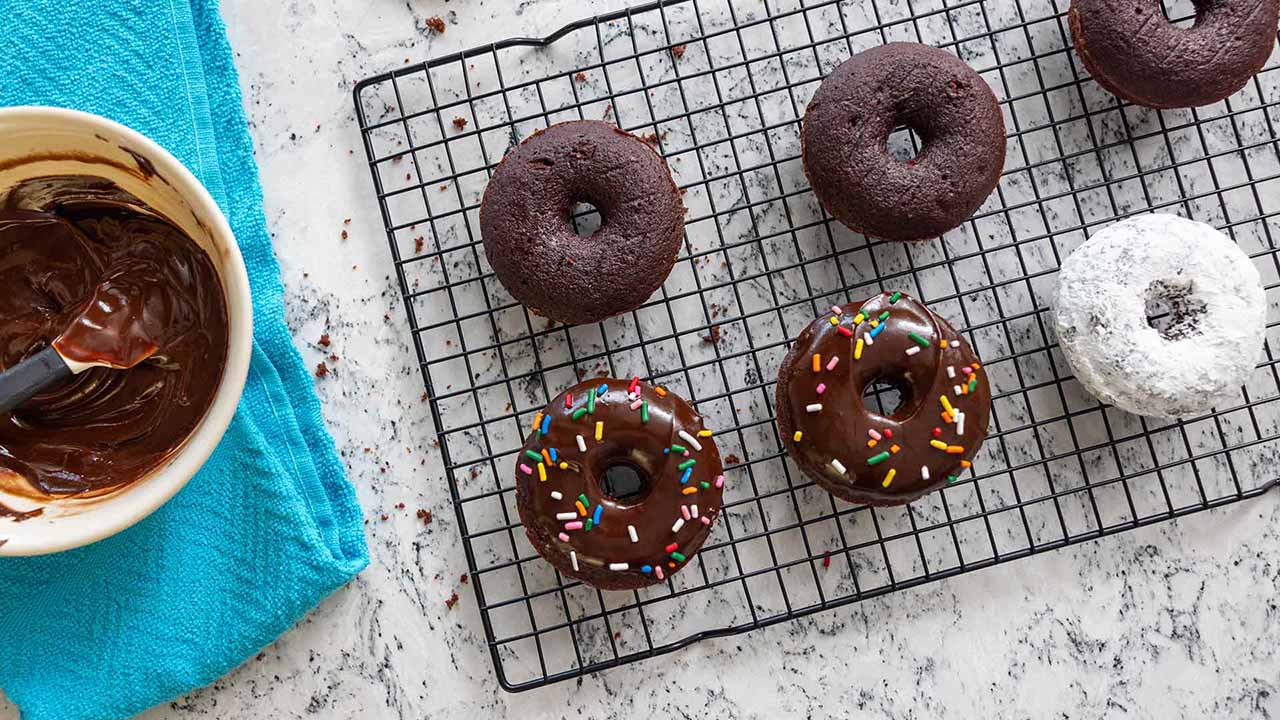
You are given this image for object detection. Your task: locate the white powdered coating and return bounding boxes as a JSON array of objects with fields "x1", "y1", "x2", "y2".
[{"x1": 1053, "y1": 214, "x2": 1265, "y2": 418}]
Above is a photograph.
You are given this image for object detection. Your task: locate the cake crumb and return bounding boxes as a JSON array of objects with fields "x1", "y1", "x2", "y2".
[
  {"x1": 395, "y1": 502, "x2": 406, "y2": 510},
  {"x1": 417, "y1": 508, "x2": 433, "y2": 525},
  {"x1": 671, "y1": 44, "x2": 687, "y2": 59},
  {"x1": 414, "y1": 236, "x2": 425, "y2": 253},
  {"x1": 318, "y1": 333, "x2": 331, "y2": 347},
  {"x1": 452, "y1": 116, "x2": 468, "y2": 130},
  {"x1": 460, "y1": 573, "x2": 469, "y2": 584},
  {"x1": 340, "y1": 229, "x2": 348, "y2": 240},
  {"x1": 725, "y1": 453, "x2": 740, "y2": 465},
  {"x1": 315, "y1": 361, "x2": 330, "y2": 378},
  {"x1": 425, "y1": 16, "x2": 446, "y2": 33},
  {"x1": 575, "y1": 72, "x2": 588, "y2": 83},
  {"x1": 702, "y1": 325, "x2": 722, "y2": 344},
  {"x1": 445, "y1": 592, "x2": 459, "y2": 610}
]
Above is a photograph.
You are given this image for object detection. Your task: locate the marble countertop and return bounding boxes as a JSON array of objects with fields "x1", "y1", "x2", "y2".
[{"x1": 6, "y1": 0, "x2": 1280, "y2": 717}]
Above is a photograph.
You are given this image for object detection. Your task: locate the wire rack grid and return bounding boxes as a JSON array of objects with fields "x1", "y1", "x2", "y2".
[{"x1": 354, "y1": 0, "x2": 1280, "y2": 691}]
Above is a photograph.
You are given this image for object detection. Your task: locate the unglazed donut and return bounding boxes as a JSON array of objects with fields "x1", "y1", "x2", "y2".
[
  {"x1": 1053, "y1": 214, "x2": 1266, "y2": 418},
  {"x1": 479, "y1": 120, "x2": 685, "y2": 325},
  {"x1": 514, "y1": 377, "x2": 724, "y2": 590},
  {"x1": 776, "y1": 292, "x2": 991, "y2": 505}
]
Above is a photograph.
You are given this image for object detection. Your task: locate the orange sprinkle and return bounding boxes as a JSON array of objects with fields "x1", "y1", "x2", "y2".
[
  {"x1": 541, "y1": 449, "x2": 552, "y2": 466},
  {"x1": 681, "y1": 486, "x2": 698, "y2": 495},
  {"x1": 946, "y1": 445, "x2": 964, "y2": 454},
  {"x1": 941, "y1": 411, "x2": 953, "y2": 423},
  {"x1": 940, "y1": 339, "x2": 949, "y2": 348},
  {"x1": 889, "y1": 444, "x2": 901, "y2": 454},
  {"x1": 867, "y1": 439, "x2": 878, "y2": 448},
  {"x1": 960, "y1": 460, "x2": 972, "y2": 468},
  {"x1": 813, "y1": 353, "x2": 822, "y2": 373},
  {"x1": 655, "y1": 386, "x2": 667, "y2": 397},
  {"x1": 575, "y1": 501, "x2": 587, "y2": 515},
  {"x1": 972, "y1": 362, "x2": 981, "y2": 368}
]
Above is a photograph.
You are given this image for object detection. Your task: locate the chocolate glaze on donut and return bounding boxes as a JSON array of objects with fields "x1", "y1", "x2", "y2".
[
  {"x1": 480, "y1": 120, "x2": 685, "y2": 325},
  {"x1": 514, "y1": 378, "x2": 723, "y2": 590},
  {"x1": 1070, "y1": 0, "x2": 1280, "y2": 109},
  {"x1": 776, "y1": 292, "x2": 990, "y2": 505},
  {"x1": 801, "y1": 43, "x2": 1006, "y2": 242}
]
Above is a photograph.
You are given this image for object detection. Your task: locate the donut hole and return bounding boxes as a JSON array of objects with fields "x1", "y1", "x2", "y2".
[
  {"x1": 886, "y1": 125, "x2": 924, "y2": 163},
  {"x1": 1144, "y1": 278, "x2": 1206, "y2": 340},
  {"x1": 594, "y1": 459, "x2": 651, "y2": 506},
  {"x1": 861, "y1": 375, "x2": 913, "y2": 419},
  {"x1": 1161, "y1": 0, "x2": 1200, "y2": 28},
  {"x1": 568, "y1": 199, "x2": 603, "y2": 237}
]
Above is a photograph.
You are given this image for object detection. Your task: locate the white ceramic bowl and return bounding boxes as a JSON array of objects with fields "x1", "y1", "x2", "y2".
[{"x1": 0, "y1": 106, "x2": 253, "y2": 556}]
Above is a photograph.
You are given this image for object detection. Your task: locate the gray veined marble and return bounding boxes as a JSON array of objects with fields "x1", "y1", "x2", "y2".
[{"x1": 3, "y1": 0, "x2": 1280, "y2": 717}]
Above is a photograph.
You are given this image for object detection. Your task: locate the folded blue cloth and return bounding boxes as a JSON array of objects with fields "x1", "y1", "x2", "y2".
[{"x1": 0, "y1": 2, "x2": 369, "y2": 718}]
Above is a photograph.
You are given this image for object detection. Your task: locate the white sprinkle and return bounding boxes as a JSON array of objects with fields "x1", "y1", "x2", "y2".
[
  {"x1": 571, "y1": 551, "x2": 579, "y2": 571},
  {"x1": 865, "y1": 333, "x2": 875, "y2": 346},
  {"x1": 550, "y1": 491, "x2": 563, "y2": 500},
  {"x1": 609, "y1": 563, "x2": 629, "y2": 571},
  {"x1": 628, "y1": 525, "x2": 639, "y2": 543},
  {"x1": 905, "y1": 346, "x2": 920, "y2": 356},
  {"x1": 678, "y1": 430, "x2": 703, "y2": 451},
  {"x1": 627, "y1": 391, "x2": 640, "y2": 401},
  {"x1": 957, "y1": 410, "x2": 966, "y2": 436},
  {"x1": 576, "y1": 434, "x2": 587, "y2": 452},
  {"x1": 691, "y1": 504, "x2": 699, "y2": 518},
  {"x1": 951, "y1": 338, "x2": 962, "y2": 347},
  {"x1": 671, "y1": 518, "x2": 686, "y2": 533},
  {"x1": 806, "y1": 403, "x2": 823, "y2": 413},
  {"x1": 954, "y1": 385, "x2": 963, "y2": 396},
  {"x1": 555, "y1": 512, "x2": 577, "y2": 520},
  {"x1": 921, "y1": 466, "x2": 930, "y2": 481},
  {"x1": 947, "y1": 366, "x2": 956, "y2": 379},
  {"x1": 831, "y1": 459, "x2": 847, "y2": 474}
]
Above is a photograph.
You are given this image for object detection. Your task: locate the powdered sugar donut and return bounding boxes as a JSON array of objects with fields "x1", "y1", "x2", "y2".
[{"x1": 1053, "y1": 214, "x2": 1265, "y2": 418}]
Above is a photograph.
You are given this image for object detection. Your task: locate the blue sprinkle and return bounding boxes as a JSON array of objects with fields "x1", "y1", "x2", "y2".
[
  {"x1": 597, "y1": 383, "x2": 608, "y2": 397},
  {"x1": 540, "y1": 414, "x2": 551, "y2": 434},
  {"x1": 641, "y1": 565, "x2": 653, "y2": 574},
  {"x1": 663, "y1": 448, "x2": 670, "y2": 454},
  {"x1": 592, "y1": 505, "x2": 603, "y2": 525},
  {"x1": 869, "y1": 323, "x2": 887, "y2": 339},
  {"x1": 549, "y1": 448, "x2": 558, "y2": 463},
  {"x1": 680, "y1": 467, "x2": 693, "y2": 485}
]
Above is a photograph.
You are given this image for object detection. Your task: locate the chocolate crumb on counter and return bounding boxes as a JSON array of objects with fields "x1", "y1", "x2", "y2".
[
  {"x1": 379, "y1": 514, "x2": 389, "y2": 521},
  {"x1": 315, "y1": 361, "x2": 330, "y2": 378},
  {"x1": 445, "y1": 592, "x2": 459, "y2": 609},
  {"x1": 575, "y1": 72, "x2": 588, "y2": 83},
  {"x1": 417, "y1": 509, "x2": 433, "y2": 525},
  {"x1": 425, "y1": 16, "x2": 446, "y2": 33},
  {"x1": 318, "y1": 333, "x2": 331, "y2": 347},
  {"x1": 460, "y1": 573, "x2": 468, "y2": 584},
  {"x1": 702, "y1": 325, "x2": 722, "y2": 345},
  {"x1": 395, "y1": 502, "x2": 406, "y2": 510},
  {"x1": 328, "y1": 354, "x2": 339, "y2": 362},
  {"x1": 452, "y1": 116, "x2": 467, "y2": 130},
  {"x1": 343, "y1": 218, "x2": 351, "y2": 225},
  {"x1": 414, "y1": 236, "x2": 425, "y2": 253},
  {"x1": 725, "y1": 453, "x2": 740, "y2": 465},
  {"x1": 671, "y1": 44, "x2": 687, "y2": 59},
  {"x1": 340, "y1": 230, "x2": 348, "y2": 240}
]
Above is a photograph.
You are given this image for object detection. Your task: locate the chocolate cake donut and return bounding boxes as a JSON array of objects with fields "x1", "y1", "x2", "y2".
[
  {"x1": 479, "y1": 120, "x2": 685, "y2": 325},
  {"x1": 776, "y1": 292, "x2": 990, "y2": 505},
  {"x1": 1070, "y1": 0, "x2": 1280, "y2": 108},
  {"x1": 801, "y1": 43, "x2": 1006, "y2": 242},
  {"x1": 514, "y1": 377, "x2": 724, "y2": 590}
]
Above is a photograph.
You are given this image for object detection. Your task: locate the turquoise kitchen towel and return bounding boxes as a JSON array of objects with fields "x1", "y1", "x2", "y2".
[{"x1": 0, "y1": 1, "x2": 370, "y2": 719}]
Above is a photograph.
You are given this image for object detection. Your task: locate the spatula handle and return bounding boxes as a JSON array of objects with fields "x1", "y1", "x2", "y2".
[{"x1": 0, "y1": 346, "x2": 72, "y2": 415}]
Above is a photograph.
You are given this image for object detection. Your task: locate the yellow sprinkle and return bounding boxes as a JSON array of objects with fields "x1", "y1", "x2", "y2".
[
  {"x1": 682, "y1": 486, "x2": 698, "y2": 495},
  {"x1": 882, "y1": 468, "x2": 896, "y2": 488},
  {"x1": 890, "y1": 444, "x2": 900, "y2": 454},
  {"x1": 855, "y1": 339, "x2": 864, "y2": 360},
  {"x1": 698, "y1": 429, "x2": 713, "y2": 437},
  {"x1": 870, "y1": 319, "x2": 879, "y2": 328},
  {"x1": 853, "y1": 313, "x2": 865, "y2": 324},
  {"x1": 940, "y1": 395, "x2": 955, "y2": 414},
  {"x1": 532, "y1": 412, "x2": 543, "y2": 432},
  {"x1": 830, "y1": 316, "x2": 839, "y2": 325},
  {"x1": 594, "y1": 421, "x2": 603, "y2": 441},
  {"x1": 946, "y1": 445, "x2": 965, "y2": 454},
  {"x1": 813, "y1": 353, "x2": 822, "y2": 372},
  {"x1": 537, "y1": 463, "x2": 547, "y2": 482},
  {"x1": 929, "y1": 439, "x2": 949, "y2": 451},
  {"x1": 793, "y1": 431, "x2": 803, "y2": 442},
  {"x1": 940, "y1": 339, "x2": 949, "y2": 348},
  {"x1": 559, "y1": 462, "x2": 568, "y2": 470}
]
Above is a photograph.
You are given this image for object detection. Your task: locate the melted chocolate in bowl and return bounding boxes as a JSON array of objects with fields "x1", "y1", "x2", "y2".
[{"x1": 0, "y1": 175, "x2": 229, "y2": 500}]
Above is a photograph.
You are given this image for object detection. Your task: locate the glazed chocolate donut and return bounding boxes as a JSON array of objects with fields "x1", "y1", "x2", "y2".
[
  {"x1": 776, "y1": 292, "x2": 991, "y2": 505},
  {"x1": 514, "y1": 377, "x2": 724, "y2": 590},
  {"x1": 801, "y1": 43, "x2": 1006, "y2": 242},
  {"x1": 1070, "y1": 0, "x2": 1280, "y2": 108},
  {"x1": 479, "y1": 120, "x2": 685, "y2": 325}
]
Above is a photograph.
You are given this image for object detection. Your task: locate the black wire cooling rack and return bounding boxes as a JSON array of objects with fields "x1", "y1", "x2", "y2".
[{"x1": 354, "y1": 0, "x2": 1280, "y2": 691}]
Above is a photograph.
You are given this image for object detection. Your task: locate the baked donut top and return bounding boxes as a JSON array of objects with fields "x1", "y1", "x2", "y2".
[
  {"x1": 777, "y1": 292, "x2": 991, "y2": 502},
  {"x1": 514, "y1": 377, "x2": 724, "y2": 587}
]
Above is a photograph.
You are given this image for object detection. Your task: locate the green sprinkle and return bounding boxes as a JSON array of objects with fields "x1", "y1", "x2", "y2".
[
  {"x1": 867, "y1": 451, "x2": 891, "y2": 465},
  {"x1": 700, "y1": 481, "x2": 710, "y2": 489},
  {"x1": 947, "y1": 475, "x2": 958, "y2": 484},
  {"x1": 587, "y1": 392, "x2": 595, "y2": 414},
  {"x1": 671, "y1": 444, "x2": 687, "y2": 453},
  {"x1": 677, "y1": 459, "x2": 696, "y2": 470},
  {"x1": 670, "y1": 551, "x2": 687, "y2": 562},
  {"x1": 523, "y1": 450, "x2": 543, "y2": 462},
  {"x1": 878, "y1": 310, "x2": 890, "y2": 321},
  {"x1": 578, "y1": 493, "x2": 589, "y2": 506},
  {"x1": 584, "y1": 519, "x2": 593, "y2": 531},
  {"x1": 641, "y1": 401, "x2": 650, "y2": 424},
  {"x1": 890, "y1": 291, "x2": 902, "y2": 303},
  {"x1": 969, "y1": 377, "x2": 978, "y2": 392},
  {"x1": 908, "y1": 332, "x2": 931, "y2": 347},
  {"x1": 572, "y1": 407, "x2": 588, "y2": 420}
]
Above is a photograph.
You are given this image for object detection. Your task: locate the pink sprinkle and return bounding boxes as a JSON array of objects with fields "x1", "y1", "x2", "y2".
[
  {"x1": 714, "y1": 474, "x2": 725, "y2": 488},
  {"x1": 558, "y1": 532, "x2": 570, "y2": 542},
  {"x1": 564, "y1": 521, "x2": 584, "y2": 530},
  {"x1": 519, "y1": 463, "x2": 533, "y2": 475},
  {"x1": 826, "y1": 356, "x2": 839, "y2": 371},
  {"x1": 868, "y1": 428, "x2": 882, "y2": 440},
  {"x1": 630, "y1": 398, "x2": 643, "y2": 410},
  {"x1": 683, "y1": 450, "x2": 691, "y2": 457},
  {"x1": 681, "y1": 505, "x2": 691, "y2": 520},
  {"x1": 700, "y1": 516, "x2": 712, "y2": 525},
  {"x1": 816, "y1": 383, "x2": 827, "y2": 395},
  {"x1": 831, "y1": 305, "x2": 843, "y2": 315},
  {"x1": 655, "y1": 566, "x2": 665, "y2": 580},
  {"x1": 963, "y1": 366, "x2": 973, "y2": 375}
]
